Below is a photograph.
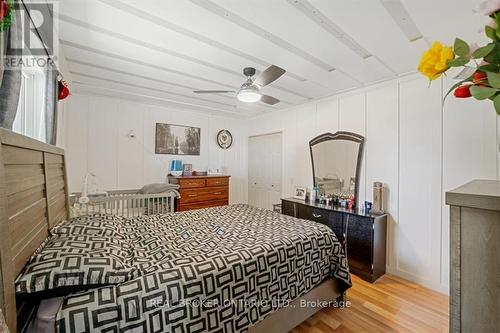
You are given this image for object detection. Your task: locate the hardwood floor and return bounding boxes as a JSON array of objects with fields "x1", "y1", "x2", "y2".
[{"x1": 291, "y1": 274, "x2": 449, "y2": 333}]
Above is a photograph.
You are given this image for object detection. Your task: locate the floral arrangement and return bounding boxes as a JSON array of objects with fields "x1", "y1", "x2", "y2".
[
  {"x1": 0, "y1": 0, "x2": 12, "y2": 32},
  {"x1": 418, "y1": 0, "x2": 500, "y2": 114}
]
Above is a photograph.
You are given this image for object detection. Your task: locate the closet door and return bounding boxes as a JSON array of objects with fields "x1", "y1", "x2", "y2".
[
  {"x1": 268, "y1": 133, "x2": 282, "y2": 209},
  {"x1": 248, "y1": 135, "x2": 267, "y2": 208},
  {"x1": 248, "y1": 133, "x2": 282, "y2": 210}
]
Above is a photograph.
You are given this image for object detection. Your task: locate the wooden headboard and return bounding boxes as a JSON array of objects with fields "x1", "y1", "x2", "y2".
[{"x1": 0, "y1": 128, "x2": 70, "y2": 332}]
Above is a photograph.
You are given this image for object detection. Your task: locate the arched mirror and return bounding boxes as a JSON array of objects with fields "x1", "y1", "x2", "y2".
[{"x1": 310, "y1": 131, "x2": 364, "y2": 205}]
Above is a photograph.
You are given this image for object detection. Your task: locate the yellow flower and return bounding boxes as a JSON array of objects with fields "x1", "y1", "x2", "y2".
[{"x1": 418, "y1": 42, "x2": 455, "y2": 80}]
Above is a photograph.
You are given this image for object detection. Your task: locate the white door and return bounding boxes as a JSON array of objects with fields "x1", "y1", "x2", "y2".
[{"x1": 248, "y1": 133, "x2": 282, "y2": 210}]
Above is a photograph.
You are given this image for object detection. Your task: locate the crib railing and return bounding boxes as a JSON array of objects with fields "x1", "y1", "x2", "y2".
[{"x1": 71, "y1": 188, "x2": 180, "y2": 217}]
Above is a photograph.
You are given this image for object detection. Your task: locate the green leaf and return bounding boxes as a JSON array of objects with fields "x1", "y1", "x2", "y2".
[
  {"x1": 496, "y1": 16, "x2": 500, "y2": 39},
  {"x1": 484, "y1": 42, "x2": 500, "y2": 64},
  {"x1": 479, "y1": 63, "x2": 500, "y2": 72},
  {"x1": 470, "y1": 85, "x2": 498, "y2": 100},
  {"x1": 472, "y1": 43, "x2": 495, "y2": 59},
  {"x1": 448, "y1": 57, "x2": 469, "y2": 67},
  {"x1": 454, "y1": 38, "x2": 470, "y2": 57},
  {"x1": 494, "y1": 94, "x2": 500, "y2": 115},
  {"x1": 487, "y1": 71, "x2": 500, "y2": 88},
  {"x1": 485, "y1": 25, "x2": 498, "y2": 41}
]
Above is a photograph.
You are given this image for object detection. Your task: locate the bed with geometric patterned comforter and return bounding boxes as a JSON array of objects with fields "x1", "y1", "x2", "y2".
[{"x1": 16, "y1": 204, "x2": 351, "y2": 333}]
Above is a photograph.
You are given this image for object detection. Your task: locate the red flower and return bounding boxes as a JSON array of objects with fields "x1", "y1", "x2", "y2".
[
  {"x1": 454, "y1": 85, "x2": 472, "y2": 98},
  {"x1": 473, "y1": 71, "x2": 488, "y2": 84},
  {"x1": 0, "y1": 1, "x2": 10, "y2": 20}
]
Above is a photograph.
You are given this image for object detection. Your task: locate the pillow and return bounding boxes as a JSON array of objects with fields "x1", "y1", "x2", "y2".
[
  {"x1": 137, "y1": 183, "x2": 179, "y2": 194},
  {"x1": 51, "y1": 214, "x2": 127, "y2": 238},
  {"x1": 15, "y1": 214, "x2": 134, "y2": 294}
]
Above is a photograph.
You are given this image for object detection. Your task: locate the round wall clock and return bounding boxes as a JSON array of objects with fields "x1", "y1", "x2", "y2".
[{"x1": 217, "y1": 130, "x2": 233, "y2": 149}]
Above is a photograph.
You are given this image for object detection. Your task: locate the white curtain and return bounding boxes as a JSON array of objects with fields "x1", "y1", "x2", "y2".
[{"x1": 0, "y1": 4, "x2": 22, "y2": 129}]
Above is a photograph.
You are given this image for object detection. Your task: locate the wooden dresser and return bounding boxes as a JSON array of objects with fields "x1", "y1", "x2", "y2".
[
  {"x1": 281, "y1": 198, "x2": 387, "y2": 282},
  {"x1": 168, "y1": 175, "x2": 230, "y2": 211},
  {"x1": 446, "y1": 180, "x2": 500, "y2": 333}
]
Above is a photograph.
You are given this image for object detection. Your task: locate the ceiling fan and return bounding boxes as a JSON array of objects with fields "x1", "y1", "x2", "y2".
[{"x1": 193, "y1": 65, "x2": 286, "y2": 105}]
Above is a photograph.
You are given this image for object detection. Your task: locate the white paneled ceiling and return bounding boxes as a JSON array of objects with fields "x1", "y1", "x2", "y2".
[{"x1": 57, "y1": 0, "x2": 487, "y2": 117}]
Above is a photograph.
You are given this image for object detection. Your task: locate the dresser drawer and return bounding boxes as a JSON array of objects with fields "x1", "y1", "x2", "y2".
[
  {"x1": 296, "y1": 204, "x2": 344, "y2": 241},
  {"x1": 179, "y1": 178, "x2": 205, "y2": 188},
  {"x1": 206, "y1": 177, "x2": 229, "y2": 187},
  {"x1": 297, "y1": 204, "x2": 328, "y2": 224},
  {"x1": 180, "y1": 186, "x2": 228, "y2": 204}
]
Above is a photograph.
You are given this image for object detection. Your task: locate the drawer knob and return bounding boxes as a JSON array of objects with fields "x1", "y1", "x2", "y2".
[
  {"x1": 188, "y1": 194, "x2": 197, "y2": 197},
  {"x1": 214, "y1": 192, "x2": 222, "y2": 195},
  {"x1": 313, "y1": 213, "x2": 322, "y2": 218}
]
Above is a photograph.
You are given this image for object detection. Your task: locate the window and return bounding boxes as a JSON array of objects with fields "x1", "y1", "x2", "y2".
[{"x1": 12, "y1": 65, "x2": 47, "y2": 142}]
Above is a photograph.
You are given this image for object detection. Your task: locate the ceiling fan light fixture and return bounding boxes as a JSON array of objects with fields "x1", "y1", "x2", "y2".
[{"x1": 237, "y1": 86, "x2": 261, "y2": 103}]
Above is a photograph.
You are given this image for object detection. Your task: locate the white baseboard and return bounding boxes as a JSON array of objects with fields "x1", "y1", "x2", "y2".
[{"x1": 386, "y1": 265, "x2": 449, "y2": 295}]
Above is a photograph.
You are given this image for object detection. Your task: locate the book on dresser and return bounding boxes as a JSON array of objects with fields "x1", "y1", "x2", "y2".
[{"x1": 168, "y1": 175, "x2": 230, "y2": 211}]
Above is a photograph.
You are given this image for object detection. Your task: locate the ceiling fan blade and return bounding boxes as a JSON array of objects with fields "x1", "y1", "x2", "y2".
[
  {"x1": 260, "y1": 94, "x2": 280, "y2": 105},
  {"x1": 254, "y1": 65, "x2": 286, "y2": 87},
  {"x1": 193, "y1": 90, "x2": 235, "y2": 94}
]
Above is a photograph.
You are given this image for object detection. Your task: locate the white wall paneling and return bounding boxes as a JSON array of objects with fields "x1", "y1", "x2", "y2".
[
  {"x1": 64, "y1": 92, "x2": 248, "y2": 204},
  {"x1": 87, "y1": 96, "x2": 119, "y2": 190},
  {"x1": 397, "y1": 75, "x2": 442, "y2": 290},
  {"x1": 365, "y1": 82, "x2": 399, "y2": 272},
  {"x1": 248, "y1": 73, "x2": 500, "y2": 294},
  {"x1": 65, "y1": 94, "x2": 89, "y2": 191}
]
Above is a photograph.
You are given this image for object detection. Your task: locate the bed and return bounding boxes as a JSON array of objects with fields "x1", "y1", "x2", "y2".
[{"x1": 0, "y1": 128, "x2": 351, "y2": 333}]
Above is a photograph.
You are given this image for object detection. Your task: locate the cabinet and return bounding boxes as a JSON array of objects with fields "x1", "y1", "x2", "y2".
[
  {"x1": 446, "y1": 180, "x2": 500, "y2": 332},
  {"x1": 168, "y1": 175, "x2": 230, "y2": 211},
  {"x1": 281, "y1": 198, "x2": 387, "y2": 282}
]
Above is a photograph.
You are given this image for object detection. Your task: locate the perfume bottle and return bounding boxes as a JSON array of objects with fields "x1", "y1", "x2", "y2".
[{"x1": 310, "y1": 187, "x2": 317, "y2": 203}]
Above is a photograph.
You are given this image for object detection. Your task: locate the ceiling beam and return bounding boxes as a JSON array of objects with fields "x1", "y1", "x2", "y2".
[
  {"x1": 66, "y1": 58, "x2": 234, "y2": 102},
  {"x1": 66, "y1": 58, "x2": 282, "y2": 111},
  {"x1": 71, "y1": 71, "x2": 238, "y2": 108},
  {"x1": 286, "y1": 0, "x2": 372, "y2": 59},
  {"x1": 379, "y1": 0, "x2": 423, "y2": 42},
  {"x1": 59, "y1": 13, "x2": 312, "y2": 100},
  {"x1": 97, "y1": 0, "x2": 308, "y2": 83},
  {"x1": 189, "y1": 0, "x2": 335, "y2": 72},
  {"x1": 72, "y1": 82, "x2": 253, "y2": 118},
  {"x1": 60, "y1": 40, "x2": 235, "y2": 89}
]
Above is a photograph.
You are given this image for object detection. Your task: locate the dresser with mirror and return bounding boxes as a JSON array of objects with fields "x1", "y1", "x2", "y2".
[{"x1": 281, "y1": 131, "x2": 387, "y2": 282}]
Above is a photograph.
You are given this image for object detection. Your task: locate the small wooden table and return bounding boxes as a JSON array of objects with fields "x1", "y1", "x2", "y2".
[{"x1": 168, "y1": 175, "x2": 230, "y2": 211}]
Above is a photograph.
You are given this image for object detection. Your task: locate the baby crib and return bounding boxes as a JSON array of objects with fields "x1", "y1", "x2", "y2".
[{"x1": 71, "y1": 188, "x2": 180, "y2": 217}]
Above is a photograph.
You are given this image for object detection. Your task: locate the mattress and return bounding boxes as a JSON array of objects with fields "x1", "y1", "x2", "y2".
[{"x1": 19, "y1": 204, "x2": 351, "y2": 332}]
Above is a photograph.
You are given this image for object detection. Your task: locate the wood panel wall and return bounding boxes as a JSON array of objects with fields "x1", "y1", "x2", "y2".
[{"x1": 0, "y1": 129, "x2": 69, "y2": 332}]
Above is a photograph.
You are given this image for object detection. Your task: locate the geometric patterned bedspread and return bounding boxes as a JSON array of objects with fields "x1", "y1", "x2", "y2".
[{"x1": 50, "y1": 204, "x2": 351, "y2": 332}]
